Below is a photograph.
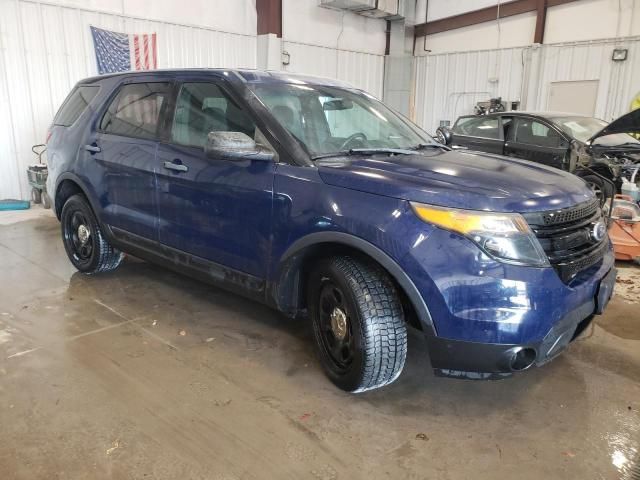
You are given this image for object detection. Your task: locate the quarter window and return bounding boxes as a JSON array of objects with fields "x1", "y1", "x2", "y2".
[
  {"x1": 100, "y1": 82, "x2": 170, "y2": 139},
  {"x1": 452, "y1": 117, "x2": 500, "y2": 139},
  {"x1": 54, "y1": 86, "x2": 99, "y2": 127},
  {"x1": 171, "y1": 82, "x2": 256, "y2": 148}
]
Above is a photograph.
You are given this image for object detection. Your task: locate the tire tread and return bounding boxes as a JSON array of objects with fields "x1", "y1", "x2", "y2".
[{"x1": 331, "y1": 256, "x2": 407, "y2": 393}]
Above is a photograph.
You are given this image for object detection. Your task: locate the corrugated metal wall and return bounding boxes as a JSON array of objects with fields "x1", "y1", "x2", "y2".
[
  {"x1": 0, "y1": 0, "x2": 257, "y2": 200},
  {"x1": 414, "y1": 47, "x2": 526, "y2": 134},
  {"x1": 282, "y1": 41, "x2": 385, "y2": 98},
  {"x1": 413, "y1": 36, "x2": 640, "y2": 134},
  {"x1": 531, "y1": 36, "x2": 640, "y2": 122}
]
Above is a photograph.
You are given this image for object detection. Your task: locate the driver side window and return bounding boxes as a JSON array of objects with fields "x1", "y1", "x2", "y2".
[
  {"x1": 514, "y1": 119, "x2": 564, "y2": 148},
  {"x1": 171, "y1": 82, "x2": 256, "y2": 148}
]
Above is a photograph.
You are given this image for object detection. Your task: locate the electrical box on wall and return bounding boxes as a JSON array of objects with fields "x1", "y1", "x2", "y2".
[{"x1": 319, "y1": 0, "x2": 404, "y2": 20}]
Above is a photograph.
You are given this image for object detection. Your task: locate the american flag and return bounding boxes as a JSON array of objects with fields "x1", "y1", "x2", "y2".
[{"x1": 90, "y1": 26, "x2": 157, "y2": 75}]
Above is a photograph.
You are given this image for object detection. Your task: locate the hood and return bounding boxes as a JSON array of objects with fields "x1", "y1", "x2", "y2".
[
  {"x1": 317, "y1": 149, "x2": 595, "y2": 213},
  {"x1": 588, "y1": 108, "x2": 640, "y2": 143}
]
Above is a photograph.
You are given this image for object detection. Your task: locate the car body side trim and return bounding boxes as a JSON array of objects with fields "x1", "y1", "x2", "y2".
[{"x1": 107, "y1": 225, "x2": 265, "y2": 301}]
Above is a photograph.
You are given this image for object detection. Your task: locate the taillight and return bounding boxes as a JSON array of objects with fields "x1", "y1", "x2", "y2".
[{"x1": 46, "y1": 128, "x2": 52, "y2": 143}]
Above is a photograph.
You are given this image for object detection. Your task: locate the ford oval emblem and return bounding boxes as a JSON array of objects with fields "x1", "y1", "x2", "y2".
[{"x1": 591, "y1": 221, "x2": 607, "y2": 242}]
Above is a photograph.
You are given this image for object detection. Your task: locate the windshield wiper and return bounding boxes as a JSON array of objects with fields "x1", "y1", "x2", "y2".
[
  {"x1": 408, "y1": 143, "x2": 448, "y2": 151},
  {"x1": 312, "y1": 148, "x2": 417, "y2": 160}
]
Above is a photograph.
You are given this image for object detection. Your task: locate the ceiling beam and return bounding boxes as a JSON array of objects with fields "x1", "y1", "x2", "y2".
[
  {"x1": 414, "y1": 0, "x2": 578, "y2": 38},
  {"x1": 533, "y1": 0, "x2": 548, "y2": 44},
  {"x1": 256, "y1": 0, "x2": 282, "y2": 38}
]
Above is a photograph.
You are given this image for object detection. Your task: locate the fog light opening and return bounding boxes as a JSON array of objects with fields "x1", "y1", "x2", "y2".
[{"x1": 510, "y1": 347, "x2": 536, "y2": 371}]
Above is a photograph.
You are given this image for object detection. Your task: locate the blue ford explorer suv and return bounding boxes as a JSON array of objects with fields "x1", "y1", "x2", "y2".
[{"x1": 47, "y1": 69, "x2": 616, "y2": 392}]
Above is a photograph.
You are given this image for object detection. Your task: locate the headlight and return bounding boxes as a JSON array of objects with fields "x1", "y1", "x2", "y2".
[{"x1": 410, "y1": 202, "x2": 550, "y2": 267}]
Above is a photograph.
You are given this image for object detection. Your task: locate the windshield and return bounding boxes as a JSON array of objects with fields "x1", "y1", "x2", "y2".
[
  {"x1": 553, "y1": 116, "x2": 640, "y2": 145},
  {"x1": 249, "y1": 83, "x2": 434, "y2": 158}
]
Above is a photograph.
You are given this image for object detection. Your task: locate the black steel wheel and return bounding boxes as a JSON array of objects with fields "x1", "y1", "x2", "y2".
[
  {"x1": 61, "y1": 194, "x2": 124, "y2": 274},
  {"x1": 64, "y1": 209, "x2": 94, "y2": 267},
  {"x1": 308, "y1": 256, "x2": 407, "y2": 393},
  {"x1": 317, "y1": 281, "x2": 356, "y2": 374}
]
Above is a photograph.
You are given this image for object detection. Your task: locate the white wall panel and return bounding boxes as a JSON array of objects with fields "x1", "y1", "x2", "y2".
[
  {"x1": 283, "y1": 0, "x2": 386, "y2": 55},
  {"x1": 419, "y1": 12, "x2": 537, "y2": 54},
  {"x1": 531, "y1": 37, "x2": 640, "y2": 122},
  {"x1": 414, "y1": 46, "x2": 526, "y2": 133},
  {"x1": 414, "y1": 35, "x2": 640, "y2": 136},
  {"x1": 282, "y1": 41, "x2": 385, "y2": 98},
  {"x1": 0, "y1": 0, "x2": 256, "y2": 200}
]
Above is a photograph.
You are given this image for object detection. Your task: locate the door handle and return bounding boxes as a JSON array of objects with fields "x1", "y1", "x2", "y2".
[
  {"x1": 163, "y1": 160, "x2": 188, "y2": 172},
  {"x1": 84, "y1": 144, "x2": 101, "y2": 153}
]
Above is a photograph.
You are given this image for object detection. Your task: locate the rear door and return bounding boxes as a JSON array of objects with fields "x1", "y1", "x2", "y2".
[
  {"x1": 155, "y1": 79, "x2": 276, "y2": 279},
  {"x1": 89, "y1": 80, "x2": 171, "y2": 240},
  {"x1": 504, "y1": 117, "x2": 571, "y2": 170},
  {"x1": 450, "y1": 116, "x2": 504, "y2": 154}
]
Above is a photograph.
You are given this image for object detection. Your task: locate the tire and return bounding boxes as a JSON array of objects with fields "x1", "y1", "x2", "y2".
[
  {"x1": 41, "y1": 192, "x2": 51, "y2": 209},
  {"x1": 60, "y1": 194, "x2": 124, "y2": 274},
  {"x1": 307, "y1": 256, "x2": 407, "y2": 393},
  {"x1": 31, "y1": 187, "x2": 42, "y2": 204},
  {"x1": 581, "y1": 174, "x2": 613, "y2": 205}
]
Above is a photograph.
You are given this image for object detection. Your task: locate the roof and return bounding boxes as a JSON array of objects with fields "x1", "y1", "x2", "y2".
[
  {"x1": 79, "y1": 68, "x2": 355, "y2": 89},
  {"x1": 459, "y1": 111, "x2": 591, "y2": 119}
]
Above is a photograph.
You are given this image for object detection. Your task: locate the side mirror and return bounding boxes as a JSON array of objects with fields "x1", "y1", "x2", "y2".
[
  {"x1": 435, "y1": 126, "x2": 453, "y2": 146},
  {"x1": 205, "y1": 132, "x2": 274, "y2": 162}
]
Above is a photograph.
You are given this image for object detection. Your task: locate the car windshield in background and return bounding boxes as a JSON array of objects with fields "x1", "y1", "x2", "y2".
[
  {"x1": 249, "y1": 83, "x2": 434, "y2": 158},
  {"x1": 553, "y1": 116, "x2": 640, "y2": 146}
]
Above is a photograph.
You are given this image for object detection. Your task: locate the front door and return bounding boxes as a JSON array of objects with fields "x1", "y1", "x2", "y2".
[
  {"x1": 155, "y1": 81, "x2": 276, "y2": 279},
  {"x1": 91, "y1": 81, "x2": 171, "y2": 240},
  {"x1": 504, "y1": 117, "x2": 570, "y2": 170}
]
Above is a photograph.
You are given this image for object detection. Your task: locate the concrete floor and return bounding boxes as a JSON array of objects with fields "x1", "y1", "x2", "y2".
[{"x1": 1, "y1": 208, "x2": 639, "y2": 480}]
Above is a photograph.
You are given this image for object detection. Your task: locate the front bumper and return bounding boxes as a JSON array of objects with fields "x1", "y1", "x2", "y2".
[
  {"x1": 399, "y1": 224, "x2": 617, "y2": 377},
  {"x1": 426, "y1": 263, "x2": 615, "y2": 378}
]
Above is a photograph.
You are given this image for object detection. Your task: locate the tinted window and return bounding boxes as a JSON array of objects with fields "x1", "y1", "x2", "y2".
[
  {"x1": 514, "y1": 119, "x2": 564, "y2": 147},
  {"x1": 453, "y1": 116, "x2": 500, "y2": 139},
  {"x1": 100, "y1": 83, "x2": 170, "y2": 139},
  {"x1": 54, "y1": 86, "x2": 99, "y2": 126},
  {"x1": 171, "y1": 82, "x2": 256, "y2": 148}
]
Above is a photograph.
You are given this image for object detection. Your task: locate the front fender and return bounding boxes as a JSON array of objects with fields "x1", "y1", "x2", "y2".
[{"x1": 273, "y1": 231, "x2": 435, "y2": 331}]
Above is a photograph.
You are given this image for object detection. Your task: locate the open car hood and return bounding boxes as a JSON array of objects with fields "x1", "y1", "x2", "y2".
[{"x1": 588, "y1": 108, "x2": 640, "y2": 143}]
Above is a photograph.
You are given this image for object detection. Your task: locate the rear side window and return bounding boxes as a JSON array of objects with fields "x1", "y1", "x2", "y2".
[
  {"x1": 452, "y1": 116, "x2": 500, "y2": 139},
  {"x1": 100, "y1": 82, "x2": 170, "y2": 139},
  {"x1": 54, "y1": 86, "x2": 99, "y2": 126}
]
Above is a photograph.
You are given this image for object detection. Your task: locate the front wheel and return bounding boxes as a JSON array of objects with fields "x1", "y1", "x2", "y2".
[
  {"x1": 581, "y1": 174, "x2": 613, "y2": 205},
  {"x1": 308, "y1": 256, "x2": 407, "y2": 393},
  {"x1": 61, "y1": 194, "x2": 124, "y2": 274}
]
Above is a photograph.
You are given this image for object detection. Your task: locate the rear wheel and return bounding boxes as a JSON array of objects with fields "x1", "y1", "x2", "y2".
[
  {"x1": 308, "y1": 256, "x2": 407, "y2": 393},
  {"x1": 61, "y1": 194, "x2": 124, "y2": 274}
]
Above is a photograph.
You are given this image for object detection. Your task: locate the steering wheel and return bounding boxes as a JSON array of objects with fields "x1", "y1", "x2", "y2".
[{"x1": 339, "y1": 132, "x2": 367, "y2": 151}]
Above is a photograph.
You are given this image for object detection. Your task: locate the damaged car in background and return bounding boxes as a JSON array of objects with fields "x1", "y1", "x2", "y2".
[{"x1": 436, "y1": 109, "x2": 640, "y2": 202}]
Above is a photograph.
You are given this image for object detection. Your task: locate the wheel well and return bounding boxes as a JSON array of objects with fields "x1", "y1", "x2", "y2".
[
  {"x1": 54, "y1": 180, "x2": 83, "y2": 219},
  {"x1": 577, "y1": 164, "x2": 613, "y2": 179},
  {"x1": 275, "y1": 242, "x2": 422, "y2": 330}
]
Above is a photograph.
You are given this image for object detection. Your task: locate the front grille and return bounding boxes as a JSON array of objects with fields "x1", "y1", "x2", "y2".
[{"x1": 523, "y1": 198, "x2": 607, "y2": 283}]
